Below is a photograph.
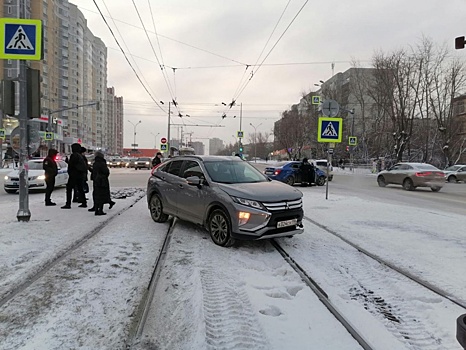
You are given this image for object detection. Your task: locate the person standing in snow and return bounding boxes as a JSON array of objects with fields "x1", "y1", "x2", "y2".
[
  {"x1": 61, "y1": 143, "x2": 88, "y2": 209},
  {"x1": 88, "y1": 151, "x2": 114, "y2": 216},
  {"x1": 42, "y1": 148, "x2": 59, "y2": 206}
]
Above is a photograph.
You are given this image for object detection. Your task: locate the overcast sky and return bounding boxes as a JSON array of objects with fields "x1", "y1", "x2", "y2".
[{"x1": 75, "y1": 0, "x2": 466, "y2": 152}]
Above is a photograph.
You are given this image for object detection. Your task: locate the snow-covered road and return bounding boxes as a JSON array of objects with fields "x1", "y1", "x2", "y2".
[{"x1": 0, "y1": 182, "x2": 464, "y2": 350}]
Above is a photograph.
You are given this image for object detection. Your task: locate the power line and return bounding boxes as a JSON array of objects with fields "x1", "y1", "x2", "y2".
[
  {"x1": 100, "y1": 0, "x2": 162, "y2": 104},
  {"x1": 78, "y1": 5, "x2": 248, "y2": 66},
  {"x1": 232, "y1": 0, "x2": 292, "y2": 99},
  {"x1": 131, "y1": 1, "x2": 178, "y2": 107},
  {"x1": 92, "y1": 0, "x2": 166, "y2": 113},
  {"x1": 233, "y1": 0, "x2": 310, "y2": 102}
]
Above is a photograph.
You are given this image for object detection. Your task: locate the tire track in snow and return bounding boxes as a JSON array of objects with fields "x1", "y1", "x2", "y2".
[{"x1": 200, "y1": 266, "x2": 269, "y2": 350}]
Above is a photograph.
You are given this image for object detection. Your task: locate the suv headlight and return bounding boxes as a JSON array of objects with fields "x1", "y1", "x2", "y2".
[{"x1": 231, "y1": 196, "x2": 265, "y2": 210}]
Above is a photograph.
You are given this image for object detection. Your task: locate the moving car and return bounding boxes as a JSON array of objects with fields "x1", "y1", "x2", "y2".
[
  {"x1": 4, "y1": 159, "x2": 69, "y2": 194},
  {"x1": 443, "y1": 164, "x2": 466, "y2": 183},
  {"x1": 134, "y1": 157, "x2": 152, "y2": 170},
  {"x1": 263, "y1": 161, "x2": 326, "y2": 186},
  {"x1": 146, "y1": 155, "x2": 304, "y2": 247},
  {"x1": 377, "y1": 162, "x2": 444, "y2": 192}
]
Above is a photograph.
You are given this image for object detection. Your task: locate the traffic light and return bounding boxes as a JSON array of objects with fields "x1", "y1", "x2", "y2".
[
  {"x1": 346, "y1": 146, "x2": 350, "y2": 152},
  {"x1": 1, "y1": 80, "x2": 15, "y2": 115},
  {"x1": 239, "y1": 146, "x2": 243, "y2": 152},
  {"x1": 27, "y1": 68, "x2": 41, "y2": 119}
]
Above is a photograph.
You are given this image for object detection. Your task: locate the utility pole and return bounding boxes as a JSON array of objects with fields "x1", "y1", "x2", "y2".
[
  {"x1": 239, "y1": 102, "x2": 243, "y2": 155},
  {"x1": 167, "y1": 102, "x2": 171, "y2": 156}
]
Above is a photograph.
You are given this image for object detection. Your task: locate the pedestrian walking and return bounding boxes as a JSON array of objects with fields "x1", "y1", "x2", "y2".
[
  {"x1": 88, "y1": 151, "x2": 114, "y2": 216},
  {"x1": 43, "y1": 148, "x2": 59, "y2": 206},
  {"x1": 61, "y1": 143, "x2": 88, "y2": 209},
  {"x1": 152, "y1": 152, "x2": 163, "y2": 167}
]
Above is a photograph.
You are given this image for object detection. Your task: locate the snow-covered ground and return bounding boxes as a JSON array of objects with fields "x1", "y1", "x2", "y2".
[{"x1": 0, "y1": 171, "x2": 464, "y2": 350}]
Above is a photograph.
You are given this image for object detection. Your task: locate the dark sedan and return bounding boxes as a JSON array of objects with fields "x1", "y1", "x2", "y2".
[
  {"x1": 263, "y1": 161, "x2": 326, "y2": 186},
  {"x1": 146, "y1": 155, "x2": 304, "y2": 247},
  {"x1": 377, "y1": 162, "x2": 445, "y2": 192}
]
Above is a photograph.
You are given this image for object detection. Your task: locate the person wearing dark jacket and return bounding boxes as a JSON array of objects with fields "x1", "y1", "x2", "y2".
[
  {"x1": 89, "y1": 151, "x2": 113, "y2": 216},
  {"x1": 299, "y1": 158, "x2": 315, "y2": 187},
  {"x1": 43, "y1": 148, "x2": 59, "y2": 206},
  {"x1": 61, "y1": 143, "x2": 88, "y2": 209},
  {"x1": 72, "y1": 147, "x2": 89, "y2": 202},
  {"x1": 152, "y1": 152, "x2": 163, "y2": 167}
]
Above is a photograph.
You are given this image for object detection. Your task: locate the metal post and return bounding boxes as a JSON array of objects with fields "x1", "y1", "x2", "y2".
[
  {"x1": 17, "y1": 58, "x2": 31, "y2": 221},
  {"x1": 0, "y1": 109, "x2": 3, "y2": 168},
  {"x1": 47, "y1": 108, "x2": 52, "y2": 149},
  {"x1": 326, "y1": 149, "x2": 331, "y2": 200},
  {"x1": 239, "y1": 103, "x2": 242, "y2": 155},
  {"x1": 350, "y1": 110, "x2": 355, "y2": 171},
  {"x1": 167, "y1": 102, "x2": 171, "y2": 156}
]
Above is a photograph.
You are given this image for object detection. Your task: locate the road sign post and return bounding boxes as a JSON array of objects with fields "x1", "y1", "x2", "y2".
[{"x1": 1, "y1": 16, "x2": 43, "y2": 221}]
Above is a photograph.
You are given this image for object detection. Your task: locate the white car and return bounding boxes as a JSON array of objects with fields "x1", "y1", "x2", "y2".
[
  {"x1": 312, "y1": 159, "x2": 333, "y2": 181},
  {"x1": 443, "y1": 164, "x2": 466, "y2": 183},
  {"x1": 3, "y1": 159, "x2": 69, "y2": 194}
]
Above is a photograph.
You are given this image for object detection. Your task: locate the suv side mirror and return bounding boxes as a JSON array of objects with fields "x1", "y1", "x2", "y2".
[{"x1": 186, "y1": 175, "x2": 203, "y2": 187}]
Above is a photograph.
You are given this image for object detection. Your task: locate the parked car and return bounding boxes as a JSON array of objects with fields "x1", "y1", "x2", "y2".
[
  {"x1": 313, "y1": 159, "x2": 333, "y2": 181},
  {"x1": 377, "y1": 162, "x2": 444, "y2": 192},
  {"x1": 146, "y1": 155, "x2": 304, "y2": 247},
  {"x1": 4, "y1": 159, "x2": 69, "y2": 194},
  {"x1": 443, "y1": 164, "x2": 466, "y2": 183},
  {"x1": 134, "y1": 157, "x2": 152, "y2": 170},
  {"x1": 263, "y1": 161, "x2": 326, "y2": 186}
]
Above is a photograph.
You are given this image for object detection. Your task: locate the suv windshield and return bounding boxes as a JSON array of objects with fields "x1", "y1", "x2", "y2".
[{"x1": 204, "y1": 160, "x2": 267, "y2": 184}]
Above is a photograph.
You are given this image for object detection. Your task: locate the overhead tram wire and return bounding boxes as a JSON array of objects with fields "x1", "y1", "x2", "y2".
[
  {"x1": 147, "y1": 1, "x2": 180, "y2": 103},
  {"x1": 100, "y1": 0, "x2": 161, "y2": 104},
  {"x1": 92, "y1": 0, "x2": 166, "y2": 113},
  {"x1": 232, "y1": 0, "x2": 292, "y2": 100},
  {"x1": 78, "y1": 6, "x2": 249, "y2": 67},
  {"x1": 132, "y1": 1, "x2": 179, "y2": 112},
  {"x1": 218, "y1": 0, "x2": 307, "y2": 124},
  {"x1": 233, "y1": 0, "x2": 310, "y2": 103}
]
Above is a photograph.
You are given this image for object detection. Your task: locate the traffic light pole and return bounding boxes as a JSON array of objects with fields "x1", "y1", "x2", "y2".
[{"x1": 46, "y1": 101, "x2": 100, "y2": 150}]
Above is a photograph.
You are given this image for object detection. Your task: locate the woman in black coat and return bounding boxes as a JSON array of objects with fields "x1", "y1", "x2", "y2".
[{"x1": 89, "y1": 151, "x2": 114, "y2": 215}]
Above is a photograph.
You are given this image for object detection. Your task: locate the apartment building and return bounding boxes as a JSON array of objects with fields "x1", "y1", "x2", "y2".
[{"x1": 0, "y1": 0, "x2": 122, "y2": 154}]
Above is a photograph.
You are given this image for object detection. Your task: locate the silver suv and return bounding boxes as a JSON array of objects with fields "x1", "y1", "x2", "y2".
[{"x1": 146, "y1": 155, "x2": 304, "y2": 247}]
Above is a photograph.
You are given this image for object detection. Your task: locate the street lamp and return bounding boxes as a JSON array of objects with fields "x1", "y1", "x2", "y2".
[
  {"x1": 249, "y1": 122, "x2": 262, "y2": 162},
  {"x1": 150, "y1": 132, "x2": 160, "y2": 149},
  {"x1": 128, "y1": 120, "x2": 142, "y2": 150}
]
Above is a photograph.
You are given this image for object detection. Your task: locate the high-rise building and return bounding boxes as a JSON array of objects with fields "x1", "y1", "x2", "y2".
[
  {"x1": 190, "y1": 141, "x2": 205, "y2": 155},
  {"x1": 0, "y1": 0, "x2": 118, "y2": 154},
  {"x1": 209, "y1": 137, "x2": 224, "y2": 155},
  {"x1": 107, "y1": 87, "x2": 123, "y2": 154}
]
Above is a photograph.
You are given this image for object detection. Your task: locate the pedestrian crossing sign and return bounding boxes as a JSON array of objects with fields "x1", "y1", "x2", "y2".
[
  {"x1": 160, "y1": 144, "x2": 168, "y2": 151},
  {"x1": 44, "y1": 132, "x2": 53, "y2": 141},
  {"x1": 0, "y1": 18, "x2": 43, "y2": 60},
  {"x1": 0, "y1": 128, "x2": 5, "y2": 139},
  {"x1": 312, "y1": 96, "x2": 321, "y2": 105},
  {"x1": 317, "y1": 117, "x2": 343, "y2": 143},
  {"x1": 349, "y1": 136, "x2": 357, "y2": 146},
  {"x1": 237, "y1": 131, "x2": 244, "y2": 138}
]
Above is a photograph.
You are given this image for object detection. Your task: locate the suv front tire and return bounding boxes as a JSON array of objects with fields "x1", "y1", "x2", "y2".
[{"x1": 208, "y1": 209, "x2": 235, "y2": 247}]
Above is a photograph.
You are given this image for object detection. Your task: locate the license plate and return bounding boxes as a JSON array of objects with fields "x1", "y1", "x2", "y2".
[
  {"x1": 277, "y1": 218, "x2": 297, "y2": 228},
  {"x1": 265, "y1": 171, "x2": 273, "y2": 174}
]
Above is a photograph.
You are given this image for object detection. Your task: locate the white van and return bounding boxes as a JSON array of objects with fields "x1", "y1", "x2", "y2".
[{"x1": 313, "y1": 159, "x2": 333, "y2": 181}]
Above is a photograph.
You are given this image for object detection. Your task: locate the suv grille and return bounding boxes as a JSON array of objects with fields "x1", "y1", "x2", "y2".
[{"x1": 262, "y1": 198, "x2": 302, "y2": 212}]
